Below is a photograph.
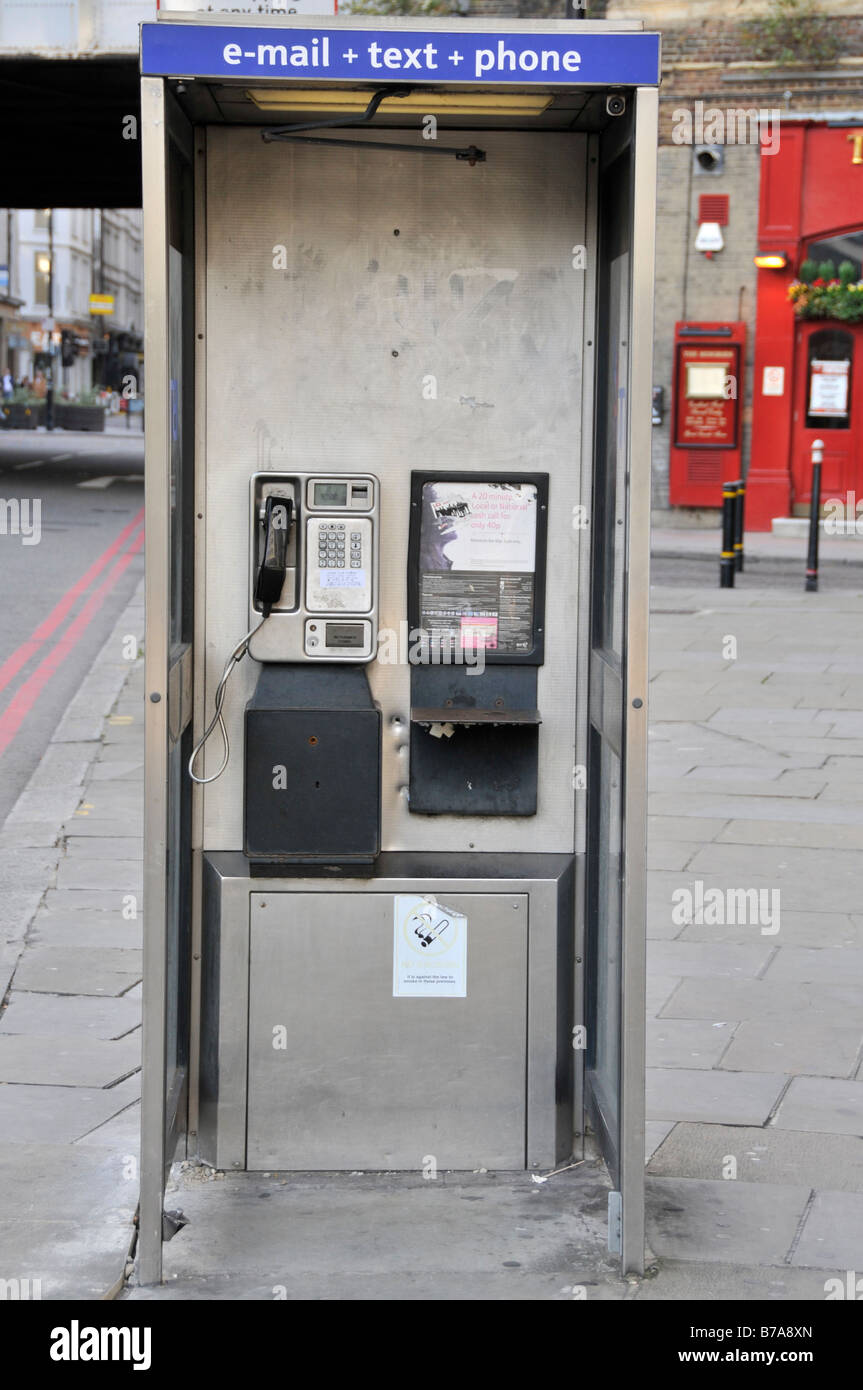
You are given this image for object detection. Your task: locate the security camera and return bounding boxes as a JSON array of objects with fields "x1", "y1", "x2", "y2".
[{"x1": 606, "y1": 94, "x2": 626, "y2": 117}]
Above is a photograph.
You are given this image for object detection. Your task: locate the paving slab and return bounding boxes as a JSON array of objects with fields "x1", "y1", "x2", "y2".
[
  {"x1": 0, "y1": 823, "x2": 60, "y2": 850},
  {"x1": 62, "y1": 817, "x2": 143, "y2": 839},
  {"x1": 645, "y1": 1120, "x2": 675, "y2": 1162},
  {"x1": 646, "y1": 974, "x2": 682, "y2": 1016},
  {"x1": 774, "y1": 1078, "x2": 863, "y2": 1136},
  {"x1": 792, "y1": 1190, "x2": 863, "y2": 1270},
  {"x1": 716, "y1": 818, "x2": 863, "y2": 850},
  {"x1": 678, "y1": 910, "x2": 863, "y2": 949},
  {"x1": 643, "y1": 840, "x2": 701, "y2": 872},
  {"x1": 648, "y1": 815, "x2": 729, "y2": 843},
  {"x1": 0, "y1": 992, "x2": 140, "y2": 1038},
  {"x1": 718, "y1": 1017, "x2": 862, "y2": 1078},
  {"x1": 0, "y1": 1075, "x2": 140, "y2": 1144},
  {"x1": 646, "y1": 1068, "x2": 786, "y2": 1126},
  {"x1": 63, "y1": 836, "x2": 142, "y2": 861},
  {"x1": 42, "y1": 888, "x2": 141, "y2": 915},
  {"x1": 0, "y1": 890, "x2": 52, "y2": 945},
  {"x1": 762, "y1": 946, "x2": 863, "y2": 985},
  {"x1": 660, "y1": 977, "x2": 863, "y2": 1021},
  {"x1": 646, "y1": 695, "x2": 722, "y2": 722},
  {"x1": 0, "y1": 1143, "x2": 135, "y2": 1298},
  {"x1": 0, "y1": 846, "x2": 62, "y2": 894},
  {"x1": 688, "y1": 843, "x2": 862, "y2": 886},
  {"x1": 649, "y1": 792, "x2": 863, "y2": 824},
  {"x1": 647, "y1": 1124, "x2": 863, "y2": 1192},
  {"x1": 0, "y1": 1034, "x2": 140, "y2": 1088},
  {"x1": 88, "y1": 761, "x2": 143, "y2": 783},
  {"x1": 646, "y1": 1019, "x2": 735, "y2": 1070},
  {"x1": 632, "y1": 1260, "x2": 840, "y2": 1301},
  {"x1": 10, "y1": 946, "x2": 142, "y2": 996},
  {"x1": 648, "y1": 941, "x2": 775, "y2": 979},
  {"x1": 645, "y1": 1177, "x2": 810, "y2": 1266},
  {"x1": 54, "y1": 859, "x2": 143, "y2": 892},
  {"x1": 29, "y1": 913, "x2": 142, "y2": 950},
  {"x1": 76, "y1": 1098, "x2": 141, "y2": 1152}
]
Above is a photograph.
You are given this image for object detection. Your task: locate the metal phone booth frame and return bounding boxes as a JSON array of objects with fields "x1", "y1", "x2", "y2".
[{"x1": 140, "y1": 12, "x2": 658, "y2": 1286}]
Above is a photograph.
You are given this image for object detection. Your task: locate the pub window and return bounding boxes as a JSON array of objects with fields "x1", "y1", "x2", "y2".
[
  {"x1": 806, "y1": 328, "x2": 852, "y2": 431},
  {"x1": 806, "y1": 230, "x2": 863, "y2": 282}
]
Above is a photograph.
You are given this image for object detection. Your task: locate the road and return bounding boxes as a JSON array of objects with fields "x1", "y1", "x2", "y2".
[{"x1": 0, "y1": 428, "x2": 144, "y2": 824}]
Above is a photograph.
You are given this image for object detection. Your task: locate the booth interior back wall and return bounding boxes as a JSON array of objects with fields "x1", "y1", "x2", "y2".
[{"x1": 200, "y1": 124, "x2": 592, "y2": 853}]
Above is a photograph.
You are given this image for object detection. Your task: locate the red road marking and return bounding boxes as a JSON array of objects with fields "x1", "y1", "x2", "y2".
[
  {"x1": 0, "y1": 527, "x2": 145, "y2": 759},
  {"x1": 0, "y1": 505, "x2": 144, "y2": 698}
]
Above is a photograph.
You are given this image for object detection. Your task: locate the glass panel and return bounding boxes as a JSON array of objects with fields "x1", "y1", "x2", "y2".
[
  {"x1": 169, "y1": 246, "x2": 184, "y2": 644},
  {"x1": 592, "y1": 149, "x2": 631, "y2": 667},
  {"x1": 806, "y1": 230, "x2": 863, "y2": 281},
  {"x1": 603, "y1": 252, "x2": 629, "y2": 659},
  {"x1": 586, "y1": 728, "x2": 623, "y2": 1171},
  {"x1": 806, "y1": 328, "x2": 852, "y2": 431}
]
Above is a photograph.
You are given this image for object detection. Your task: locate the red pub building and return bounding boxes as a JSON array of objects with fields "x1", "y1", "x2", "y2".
[{"x1": 748, "y1": 118, "x2": 863, "y2": 530}]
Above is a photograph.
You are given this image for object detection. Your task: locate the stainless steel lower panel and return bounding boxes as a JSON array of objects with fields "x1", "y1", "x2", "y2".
[{"x1": 199, "y1": 852, "x2": 575, "y2": 1172}]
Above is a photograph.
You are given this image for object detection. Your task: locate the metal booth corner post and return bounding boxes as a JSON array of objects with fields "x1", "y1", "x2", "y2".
[
  {"x1": 140, "y1": 72, "x2": 170, "y2": 1288},
  {"x1": 619, "y1": 83, "x2": 658, "y2": 1277}
]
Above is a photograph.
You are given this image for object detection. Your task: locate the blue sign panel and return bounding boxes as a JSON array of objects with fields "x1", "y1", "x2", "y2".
[{"x1": 141, "y1": 23, "x2": 660, "y2": 86}]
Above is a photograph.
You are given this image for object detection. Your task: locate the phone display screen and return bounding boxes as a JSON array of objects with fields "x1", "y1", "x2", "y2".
[{"x1": 314, "y1": 481, "x2": 348, "y2": 507}]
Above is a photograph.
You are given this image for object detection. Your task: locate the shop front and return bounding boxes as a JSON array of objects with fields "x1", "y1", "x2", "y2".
[{"x1": 749, "y1": 119, "x2": 863, "y2": 530}]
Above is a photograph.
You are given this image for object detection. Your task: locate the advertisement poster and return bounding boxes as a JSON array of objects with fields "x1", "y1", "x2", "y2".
[
  {"x1": 809, "y1": 359, "x2": 850, "y2": 418},
  {"x1": 393, "y1": 895, "x2": 468, "y2": 998},
  {"x1": 418, "y1": 481, "x2": 538, "y2": 653}
]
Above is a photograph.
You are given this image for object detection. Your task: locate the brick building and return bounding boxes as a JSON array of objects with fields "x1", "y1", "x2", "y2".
[{"x1": 474, "y1": 0, "x2": 863, "y2": 526}]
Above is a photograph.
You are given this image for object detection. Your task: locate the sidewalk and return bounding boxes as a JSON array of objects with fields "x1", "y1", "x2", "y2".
[
  {"x1": 652, "y1": 524, "x2": 863, "y2": 568},
  {"x1": 645, "y1": 580, "x2": 863, "y2": 1285},
  {"x1": 2, "y1": 573, "x2": 862, "y2": 1299},
  {"x1": 0, "y1": 583, "x2": 144, "y2": 1299}
]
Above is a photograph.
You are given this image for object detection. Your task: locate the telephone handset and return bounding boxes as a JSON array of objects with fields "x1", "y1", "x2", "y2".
[
  {"x1": 249, "y1": 473, "x2": 379, "y2": 663},
  {"x1": 253, "y1": 495, "x2": 293, "y2": 614}
]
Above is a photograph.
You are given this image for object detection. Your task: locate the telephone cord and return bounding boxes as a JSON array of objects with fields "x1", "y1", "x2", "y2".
[{"x1": 187, "y1": 615, "x2": 269, "y2": 785}]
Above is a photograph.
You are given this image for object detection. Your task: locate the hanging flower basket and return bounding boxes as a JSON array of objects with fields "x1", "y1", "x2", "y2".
[{"x1": 788, "y1": 257, "x2": 863, "y2": 323}]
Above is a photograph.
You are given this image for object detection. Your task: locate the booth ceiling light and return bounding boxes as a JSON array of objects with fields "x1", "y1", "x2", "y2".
[
  {"x1": 249, "y1": 89, "x2": 553, "y2": 117},
  {"x1": 754, "y1": 251, "x2": 788, "y2": 269}
]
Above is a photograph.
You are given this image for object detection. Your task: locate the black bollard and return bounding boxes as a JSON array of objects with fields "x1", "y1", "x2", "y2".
[
  {"x1": 734, "y1": 479, "x2": 745, "y2": 573},
  {"x1": 805, "y1": 448, "x2": 822, "y2": 593},
  {"x1": 720, "y1": 482, "x2": 736, "y2": 588}
]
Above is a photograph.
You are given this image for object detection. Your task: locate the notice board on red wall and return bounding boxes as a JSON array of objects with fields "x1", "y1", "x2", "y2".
[{"x1": 670, "y1": 322, "x2": 746, "y2": 507}]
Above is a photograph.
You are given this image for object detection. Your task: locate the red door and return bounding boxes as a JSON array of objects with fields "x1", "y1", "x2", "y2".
[{"x1": 791, "y1": 321, "x2": 863, "y2": 512}]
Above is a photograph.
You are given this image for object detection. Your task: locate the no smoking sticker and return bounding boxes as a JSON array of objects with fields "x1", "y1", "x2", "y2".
[{"x1": 393, "y1": 895, "x2": 468, "y2": 998}]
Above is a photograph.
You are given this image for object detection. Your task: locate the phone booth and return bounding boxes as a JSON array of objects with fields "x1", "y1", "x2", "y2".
[{"x1": 139, "y1": 12, "x2": 658, "y2": 1287}]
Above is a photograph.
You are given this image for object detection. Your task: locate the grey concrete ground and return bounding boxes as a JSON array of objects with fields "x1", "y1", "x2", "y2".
[
  {"x1": 2, "y1": 547, "x2": 862, "y2": 1300},
  {"x1": 0, "y1": 581, "x2": 144, "y2": 1299},
  {"x1": 644, "y1": 578, "x2": 863, "y2": 1287}
]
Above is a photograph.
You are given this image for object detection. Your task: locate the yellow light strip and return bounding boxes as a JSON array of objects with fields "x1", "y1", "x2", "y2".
[
  {"x1": 753, "y1": 252, "x2": 787, "y2": 269},
  {"x1": 247, "y1": 88, "x2": 553, "y2": 116}
]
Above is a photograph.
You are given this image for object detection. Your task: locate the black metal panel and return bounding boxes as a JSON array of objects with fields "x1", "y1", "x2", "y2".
[
  {"x1": 0, "y1": 58, "x2": 141, "y2": 206},
  {"x1": 244, "y1": 665, "x2": 381, "y2": 864},
  {"x1": 408, "y1": 667, "x2": 539, "y2": 815}
]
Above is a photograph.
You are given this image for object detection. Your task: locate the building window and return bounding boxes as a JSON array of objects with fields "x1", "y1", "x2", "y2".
[
  {"x1": 806, "y1": 328, "x2": 852, "y2": 431},
  {"x1": 805, "y1": 230, "x2": 863, "y2": 281},
  {"x1": 34, "y1": 251, "x2": 51, "y2": 306},
  {"x1": 33, "y1": 209, "x2": 50, "y2": 230}
]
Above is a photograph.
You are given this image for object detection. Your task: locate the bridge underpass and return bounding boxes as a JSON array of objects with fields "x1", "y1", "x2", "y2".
[{"x1": 1, "y1": 56, "x2": 140, "y2": 206}]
